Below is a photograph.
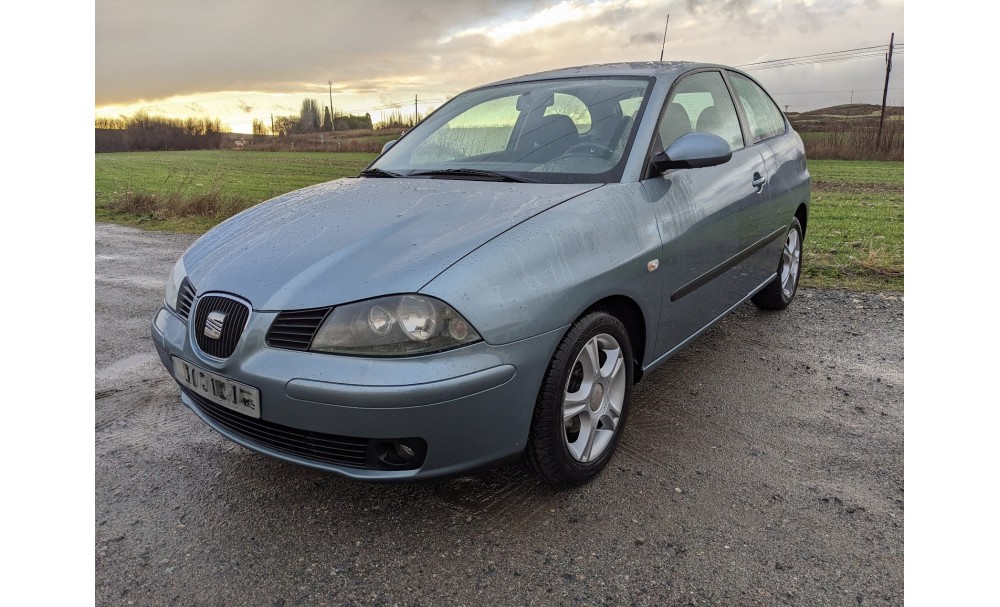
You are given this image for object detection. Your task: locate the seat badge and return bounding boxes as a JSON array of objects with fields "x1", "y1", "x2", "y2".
[{"x1": 204, "y1": 311, "x2": 227, "y2": 340}]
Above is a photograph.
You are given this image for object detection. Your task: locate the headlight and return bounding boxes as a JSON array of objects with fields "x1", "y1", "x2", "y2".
[
  {"x1": 311, "y1": 295, "x2": 481, "y2": 356},
  {"x1": 164, "y1": 257, "x2": 187, "y2": 311}
]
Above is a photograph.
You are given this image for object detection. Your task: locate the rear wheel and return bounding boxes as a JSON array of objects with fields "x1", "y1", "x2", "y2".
[
  {"x1": 752, "y1": 218, "x2": 803, "y2": 310},
  {"x1": 522, "y1": 311, "x2": 633, "y2": 486}
]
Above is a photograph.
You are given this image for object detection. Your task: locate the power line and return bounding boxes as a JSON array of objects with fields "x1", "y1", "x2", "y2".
[
  {"x1": 742, "y1": 50, "x2": 903, "y2": 71},
  {"x1": 736, "y1": 41, "x2": 904, "y2": 72},
  {"x1": 771, "y1": 87, "x2": 903, "y2": 96},
  {"x1": 736, "y1": 44, "x2": 888, "y2": 68}
]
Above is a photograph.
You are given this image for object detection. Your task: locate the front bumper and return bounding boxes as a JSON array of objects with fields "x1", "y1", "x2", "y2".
[{"x1": 151, "y1": 305, "x2": 564, "y2": 480}]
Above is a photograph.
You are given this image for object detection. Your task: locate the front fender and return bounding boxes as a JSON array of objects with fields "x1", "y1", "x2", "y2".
[{"x1": 420, "y1": 183, "x2": 663, "y2": 364}]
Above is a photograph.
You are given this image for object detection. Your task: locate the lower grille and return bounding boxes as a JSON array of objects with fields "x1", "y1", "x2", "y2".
[{"x1": 183, "y1": 389, "x2": 370, "y2": 468}]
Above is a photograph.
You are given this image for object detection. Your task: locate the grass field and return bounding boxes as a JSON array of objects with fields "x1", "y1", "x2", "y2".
[
  {"x1": 804, "y1": 159, "x2": 903, "y2": 291},
  {"x1": 95, "y1": 151, "x2": 375, "y2": 232},
  {"x1": 95, "y1": 151, "x2": 903, "y2": 291}
]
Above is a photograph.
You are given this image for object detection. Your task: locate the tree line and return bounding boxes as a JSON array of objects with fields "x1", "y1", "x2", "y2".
[
  {"x1": 254, "y1": 99, "x2": 374, "y2": 136},
  {"x1": 95, "y1": 112, "x2": 226, "y2": 152},
  {"x1": 96, "y1": 98, "x2": 381, "y2": 152}
]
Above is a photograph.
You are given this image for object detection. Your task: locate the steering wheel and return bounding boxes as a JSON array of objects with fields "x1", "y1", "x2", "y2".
[{"x1": 565, "y1": 142, "x2": 615, "y2": 159}]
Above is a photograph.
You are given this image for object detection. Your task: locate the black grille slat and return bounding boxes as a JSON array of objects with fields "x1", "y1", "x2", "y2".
[
  {"x1": 268, "y1": 328, "x2": 316, "y2": 336},
  {"x1": 176, "y1": 278, "x2": 196, "y2": 321},
  {"x1": 266, "y1": 307, "x2": 332, "y2": 351},
  {"x1": 183, "y1": 389, "x2": 369, "y2": 468},
  {"x1": 194, "y1": 295, "x2": 251, "y2": 359}
]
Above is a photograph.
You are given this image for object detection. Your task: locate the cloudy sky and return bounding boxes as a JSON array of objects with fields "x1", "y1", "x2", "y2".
[{"x1": 95, "y1": 0, "x2": 904, "y2": 133}]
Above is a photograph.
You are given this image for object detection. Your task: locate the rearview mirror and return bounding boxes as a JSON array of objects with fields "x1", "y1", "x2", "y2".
[
  {"x1": 381, "y1": 139, "x2": 398, "y2": 154},
  {"x1": 649, "y1": 132, "x2": 732, "y2": 175}
]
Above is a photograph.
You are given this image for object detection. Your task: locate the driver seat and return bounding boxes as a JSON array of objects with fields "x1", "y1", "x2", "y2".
[{"x1": 512, "y1": 114, "x2": 580, "y2": 164}]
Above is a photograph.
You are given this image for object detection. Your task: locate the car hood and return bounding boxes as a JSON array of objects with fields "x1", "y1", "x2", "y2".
[{"x1": 183, "y1": 177, "x2": 601, "y2": 310}]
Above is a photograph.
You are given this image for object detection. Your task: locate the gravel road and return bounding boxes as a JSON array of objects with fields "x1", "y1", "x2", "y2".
[{"x1": 96, "y1": 222, "x2": 903, "y2": 606}]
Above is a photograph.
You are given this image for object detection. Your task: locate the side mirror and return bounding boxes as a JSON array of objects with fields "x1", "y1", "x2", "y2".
[
  {"x1": 381, "y1": 139, "x2": 398, "y2": 154},
  {"x1": 649, "y1": 132, "x2": 732, "y2": 175}
]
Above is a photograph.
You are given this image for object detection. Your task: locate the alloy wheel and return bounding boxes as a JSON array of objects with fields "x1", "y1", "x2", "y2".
[
  {"x1": 781, "y1": 227, "x2": 802, "y2": 298},
  {"x1": 562, "y1": 333, "x2": 627, "y2": 463}
]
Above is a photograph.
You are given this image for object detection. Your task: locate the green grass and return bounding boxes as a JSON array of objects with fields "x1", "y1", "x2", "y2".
[
  {"x1": 95, "y1": 151, "x2": 903, "y2": 291},
  {"x1": 807, "y1": 159, "x2": 904, "y2": 186},
  {"x1": 95, "y1": 151, "x2": 376, "y2": 232},
  {"x1": 804, "y1": 160, "x2": 903, "y2": 291}
]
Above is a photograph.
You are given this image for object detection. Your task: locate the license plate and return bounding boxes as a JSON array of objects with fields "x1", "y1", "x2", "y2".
[{"x1": 172, "y1": 357, "x2": 261, "y2": 419}]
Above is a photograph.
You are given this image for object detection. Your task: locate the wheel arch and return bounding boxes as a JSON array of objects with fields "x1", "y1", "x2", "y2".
[
  {"x1": 795, "y1": 202, "x2": 808, "y2": 238},
  {"x1": 579, "y1": 294, "x2": 647, "y2": 383}
]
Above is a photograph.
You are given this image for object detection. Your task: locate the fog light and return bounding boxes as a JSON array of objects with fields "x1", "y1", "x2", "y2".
[
  {"x1": 370, "y1": 438, "x2": 427, "y2": 470},
  {"x1": 395, "y1": 442, "x2": 416, "y2": 461}
]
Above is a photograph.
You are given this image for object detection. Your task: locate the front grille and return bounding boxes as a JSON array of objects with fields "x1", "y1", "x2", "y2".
[
  {"x1": 183, "y1": 389, "x2": 370, "y2": 468},
  {"x1": 266, "y1": 307, "x2": 331, "y2": 351},
  {"x1": 194, "y1": 295, "x2": 251, "y2": 359},
  {"x1": 176, "y1": 278, "x2": 196, "y2": 321}
]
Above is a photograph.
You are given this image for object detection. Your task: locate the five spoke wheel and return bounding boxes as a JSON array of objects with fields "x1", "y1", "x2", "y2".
[
  {"x1": 780, "y1": 227, "x2": 801, "y2": 298},
  {"x1": 562, "y1": 333, "x2": 627, "y2": 463},
  {"x1": 523, "y1": 311, "x2": 634, "y2": 486},
  {"x1": 752, "y1": 217, "x2": 804, "y2": 311}
]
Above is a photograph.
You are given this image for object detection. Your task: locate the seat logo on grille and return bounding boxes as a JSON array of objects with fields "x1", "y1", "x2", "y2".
[{"x1": 204, "y1": 311, "x2": 227, "y2": 340}]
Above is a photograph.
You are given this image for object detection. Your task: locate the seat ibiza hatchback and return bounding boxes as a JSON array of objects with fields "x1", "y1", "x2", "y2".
[{"x1": 151, "y1": 61, "x2": 810, "y2": 486}]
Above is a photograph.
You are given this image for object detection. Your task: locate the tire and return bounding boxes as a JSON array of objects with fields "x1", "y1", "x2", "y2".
[
  {"x1": 522, "y1": 311, "x2": 634, "y2": 486},
  {"x1": 752, "y1": 217, "x2": 803, "y2": 311}
]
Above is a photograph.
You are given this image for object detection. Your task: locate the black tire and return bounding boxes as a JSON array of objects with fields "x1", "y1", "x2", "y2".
[
  {"x1": 522, "y1": 310, "x2": 634, "y2": 486},
  {"x1": 752, "y1": 217, "x2": 803, "y2": 311}
]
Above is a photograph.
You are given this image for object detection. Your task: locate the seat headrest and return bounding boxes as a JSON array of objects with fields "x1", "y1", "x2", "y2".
[
  {"x1": 660, "y1": 102, "x2": 692, "y2": 150},
  {"x1": 696, "y1": 106, "x2": 721, "y2": 132},
  {"x1": 514, "y1": 114, "x2": 580, "y2": 163}
]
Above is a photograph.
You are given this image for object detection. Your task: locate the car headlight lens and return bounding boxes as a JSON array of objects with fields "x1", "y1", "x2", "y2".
[
  {"x1": 311, "y1": 295, "x2": 481, "y2": 356},
  {"x1": 164, "y1": 257, "x2": 187, "y2": 311}
]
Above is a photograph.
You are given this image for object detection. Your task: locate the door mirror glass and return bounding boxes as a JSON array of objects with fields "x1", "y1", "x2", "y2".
[{"x1": 650, "y1": 132, "x2": 732, "y2": 174}]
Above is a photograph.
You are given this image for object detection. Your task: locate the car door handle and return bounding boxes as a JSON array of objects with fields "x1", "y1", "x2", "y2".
[{"x1": 752, "y1": 173, "x2": 766, "y2": 192}]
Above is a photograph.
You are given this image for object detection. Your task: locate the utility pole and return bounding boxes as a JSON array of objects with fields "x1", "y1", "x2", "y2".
[
  {"x1": 658, "y1": 14, "x2": 670, "y2": 61},
  {"x1": 329, "y1": 81, "x2": 335, "y2": 132},
  {"x1": 414, "y1": 94, "x2": 419, "y2": 126},
  {"x1": 876, "y1": 32, "x2": 895, "y2": 150}
]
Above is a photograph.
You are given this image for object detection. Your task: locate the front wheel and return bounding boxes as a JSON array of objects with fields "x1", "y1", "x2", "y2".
[
  {"x1": 752, "y1": 218, "x2": 803, "y2": 310},
  {"x1": 522, "y1": 311, "x2": 634, "y2": 486}
]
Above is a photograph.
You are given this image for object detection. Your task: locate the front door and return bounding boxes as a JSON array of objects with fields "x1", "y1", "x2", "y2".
[{"x1": 641, "y1": 70, "x2": 770, "y2": 358}]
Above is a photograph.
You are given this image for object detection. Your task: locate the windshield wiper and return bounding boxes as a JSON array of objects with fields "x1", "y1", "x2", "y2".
[
  {"x1": 408, "y1": 168, "x2": 537, "y2": 183},
  {"x1": 359, "y1": 167, "x2": 403, "y2": 178}
]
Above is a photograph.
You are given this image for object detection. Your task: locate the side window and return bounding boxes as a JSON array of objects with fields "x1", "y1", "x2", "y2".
[
  {"x1": 728, "y1": 72, "x2": 786, "y2": 143},
  {"x1": 656, "y1": 71, "x2": 744, "y2": 152}
]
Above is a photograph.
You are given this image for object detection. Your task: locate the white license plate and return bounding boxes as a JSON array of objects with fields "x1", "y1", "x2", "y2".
[{"x1": 172, "y1": 357, "x2": 261, "y2": 419}]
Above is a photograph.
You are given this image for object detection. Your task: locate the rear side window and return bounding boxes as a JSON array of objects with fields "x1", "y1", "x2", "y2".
[
  {"x1": 728, "y1": 72, "x2": 786, "y2": 143},
  {"x1": 656, "y1": 71, "x2": 744, "y2": 152}
]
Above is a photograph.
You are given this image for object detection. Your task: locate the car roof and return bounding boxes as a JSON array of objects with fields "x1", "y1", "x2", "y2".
[{"x1": 482, "y1": 61, "x2": 721, "y2": 88}]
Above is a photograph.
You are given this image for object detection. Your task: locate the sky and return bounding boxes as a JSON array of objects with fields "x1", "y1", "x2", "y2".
[{"x1": 95, "y1": 0, "x2": 904, "y2": 134}]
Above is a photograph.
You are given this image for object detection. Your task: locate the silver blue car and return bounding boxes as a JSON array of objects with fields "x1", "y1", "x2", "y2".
[{"x1": 151, "y1": 61, "x2": 809, "y2": 486}]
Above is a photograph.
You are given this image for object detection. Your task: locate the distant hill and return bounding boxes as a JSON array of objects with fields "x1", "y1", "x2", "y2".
[{"x1": 786, "y1": 103, "x2": 903, "y2": 132}]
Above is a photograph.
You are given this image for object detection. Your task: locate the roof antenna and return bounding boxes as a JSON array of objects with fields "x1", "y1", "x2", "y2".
[{"x1": 659, "y1": 14, "x2": 670, "y2": 61}]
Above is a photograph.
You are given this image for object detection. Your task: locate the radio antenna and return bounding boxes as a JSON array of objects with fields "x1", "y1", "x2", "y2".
[{"x1": 659, "y1": 14, "x2": 670, "y2": 61}]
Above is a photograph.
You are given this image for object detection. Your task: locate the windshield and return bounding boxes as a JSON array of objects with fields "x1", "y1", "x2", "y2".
[{"x1": 370, "y1": 77, "x2": 651, "y2": 184}]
